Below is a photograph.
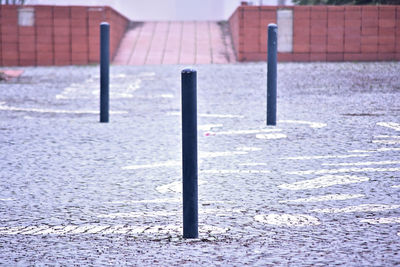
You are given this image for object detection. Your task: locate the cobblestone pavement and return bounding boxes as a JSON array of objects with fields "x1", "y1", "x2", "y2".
[{"x1": 0, "y1": 62, "x2": 399, "y2": 266}]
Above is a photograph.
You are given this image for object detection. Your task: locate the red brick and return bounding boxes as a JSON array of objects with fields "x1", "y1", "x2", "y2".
[
  {"x1": 36, "y1": 26, "x2": 52, "y2": 36},
  {"x1": 311, "y1": 8, "x2": 327, "y2": 20},
  {"x1": 53, "y1": 26, "x2": 70, "y2": 36},
  {"x1": 2, "y1": 58, "x2": 19, "y2": 66},
  {"x1": 71, "y1": 27, "x2": 87, "y2": 36},
  {"x1": 362, "y1": 7, "x2": 378, "y2": 18},
  {"x1": 361, "y1": 36, "x2": 378, "y2": 45},
  {"x1": 19, "y1": 59, "x2": 36, "y2": 66},
  {"x1": 37, "y1": 53, "x2": 54, "y2": 66},
  {"x1": 278, "y1": 53, "x2": 293, "y2": 62},
  {"x1": 292, "y1": 53, "x2": 310, "y2": 61},
  {"x1": 310, "y1": 36, "x2": 326, "y2": 52},
  {"x1": 379, "y1": 6, "x2": 395, "y2": 19},
  {"x1": 36, "y1": 43, "x2": 53, "y2": 52},
  {"x1": 54, "y1": 18, "x2": 70, "y2": 27},
  {"x1": 242, "y1": 28, "x2": 259, "y2": 53},
  {"x1": 362, "y1": 27, "x2": 378, "y2": 36},
  {"x1": 88, "y1": 52, "x2": 100, "y2": 63},
  {"x1": 70, "y1": 6, "x2": 88, "y2": 19},
  {"x1": 362, "y1": 19, "x2": 378, "y2": 28},
  {"x1": 361, "y1": 44, "x2": 378, "y2": 53},
  {"x1": 378, "y1": 44, "x2": 395, "y2": 53},
  {"x1": 71, "y1": 53, "x2": 88, "y2": 65},
  {"x1": 240, "y1": 52, "x2": 265, "y2": 62},
  {"x1": 54, "y1": 34, "x2": 70, "y2": 44},
  {"x1": 294, "y1": 18, "x2": 310, "y2": 30},
  {"x1": 378, "y1": 36, "x2": 395, "y2": 45},
  {"x1": 345, "y1": 26, "x2": 361, "y2": 37},
  {"x1": 396, "y1": 53, "x2": 400, "y2": 61},
  {"x1": 378, "y1": 53, "x2": 396, "y2": 61},
  {"x1": 379, "y1": 19, "x2": 395, "y2": 28},
  {"x1": 36, "y1": 34, "x2": 52, "y2": 44},
  {"x1": 2, "y1": 35, "x2": 17, "y2": 44},
  {"x1": 243, "y1": 9, "x2": 259, "y2": 28},
  {"x1": 35, "y1": 17, "x2": 53, "y2": 27},
  {"x1": 88, "y1": 9, "x2": 104, "y2": 20},
  {"x1": 327, "y1": 42, "x2": 343, "y2": 53},
  {"x1": 345, "y1": 6, "x2": 361, "y2": 20},
  {"x1": 379, "y1": 27, "x2": 395, "y2": 36},
  {"x1": 1, "y1": 25, "x2": 18, "y2": 35},
  {"x1": 344, "y1": 40, "x2": 361, "y2": 53},
  {"x1": 54, "y1": 43, "x2": 70, "y2": 53},
  {"x1": 1, "y1": 5, "x2": 17, "y2": 18},
  {"x1": 293, "y1": 42, "x2": 310, "y2": 53},
  {"x1": 19, "y1": 51, "x2": 35, "y2": 60},
  {"x1": 71, "y1": 42, "x2": 88, "y2": 53},
  {"x1": 19, "y1": 35, "x2": 35, "y2": 45},
  {"x1": 310, "y1": 23, "x2": 327, "y2": 36},
  {"x1": 326, "y1": 53, "x2": 343, "y2": 61},
  {"x1": 294, "y1": 6, "x2": 310, "y2": 19},
  {"x1": 310, "y1": 53, "x2": 326, "y2": 61},
  {"x1": 344, "y1": 19, "x2": 361, "y2": 29},
  {"x1": 1, "y1": 17, "x2": 18, "y2": 26},
  {"x1": 35, "y1": 6, "x2": 53, "y2": 19},
  {"x1": 54, "y1": 52, "x2": 70, "y2": 65},
  {"x1": 70, "y1": 19, "x2": 88, "y2": 28},
  {"x1": 53, "y1": 7, "x2": 70, "y2": 19}
]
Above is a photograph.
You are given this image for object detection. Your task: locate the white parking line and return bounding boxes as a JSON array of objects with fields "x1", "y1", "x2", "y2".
[
  {"x1": 322, "y1": 160, "x2": 400, "y2": 167},
  {"x1": 256, "y1": 133, "x2": 287, "y2": 139},
  {"x1": 0, "y1": 104, "x2": 127, "y2": 115},
  {"x1": 279, "y1": 194, "x2": 365, "y2": 203},
  {"x1": 286, "y1": 167, "x2": 400, "y2": 176},
  {"x1": 311, "y1": 204, "x2": 400, "y2": 213},
  {"x1": 377, "y1": 122, "x2": 400, "y2": 131},
  {"x1": 360, "y1": 217, "x2": 400, "y2": 224},
  {"x1": 254, "y1": 213, "x2": 321, "y2": 227},
  {"x1": 201, "y1": 169, "x2": 270, "y2": 174},
  {"x1": 205, "y1": 128, "x2": 282, "y2": 136},
  {"x1": 280, "y1": 154, "x2": 370, "y2": 160},
  {"x1": 279, "y1": 120, "x2": 327, "y2": 129},
  {"x1": 348, "y1": 148, "x2": 400, "y2": 153},
  {"x1": 278, "y1": 175, "x2": 369, "y2": 190}
]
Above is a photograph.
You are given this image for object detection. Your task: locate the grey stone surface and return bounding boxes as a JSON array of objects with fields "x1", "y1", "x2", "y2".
[{"x1": 0, "y1": 62, "x2": 399, "y2": 266}]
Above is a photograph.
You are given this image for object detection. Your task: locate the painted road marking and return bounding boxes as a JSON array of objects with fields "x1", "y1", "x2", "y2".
[
  {"x1": 278, "y1": 175, "x2": 369, "y2": 190},
  {"x1": 254, "y1": 214, "x2": 321, "y2": 227},
  {"x1": 0, "y1": 104, "x2": 127, "y2": 115},
  {"x1": 256, "y1": 133, "x2": 287, "y2": 139},
  {"x1": 310, "y1": 204, "x2": 400, "y2": 213},
  {"x1": 0, "y1": 198, "x2": 13, "y2": 201},
  {"x1": 348, "y1": 148, "x2": 400, "y2": 153},
  {"x1": 377, "y1": 122, "x2": 400, "y2": 131},
  {"x1": 205, "y1": 128, "x2": 282, "y2": 136},
  {"x1": 372, "y1": 140, "x2": 400, "y2": 144},
  {"x1": 392, "y1": 185, "x2": 400, "y2": 188},
  {"x1": 279, "y1": 194, "x2": 365, "y2": 204},
  {"x1": 374, "y1": 135, "x2": 400, "y2": 139},
  {"x1": 322, "y1": 160, "x2": 400, "y2": 167},
  {"x1": 360, "y1": 217, "x2": 400, "y2": 224},
  {"x1": 122, "y1": 160, "x2": 180, "y2": 170},
  {"x1": 280, "y1": 154, "x2": 370, "y2": 160},
  {"x1": 111, "y1": 198, "x2": 181, "y2": 204},
  {"x1": 286, "y1": 167, "x2": 400, "y2": 176},
  {"x1": 279, "y1": 120, "x2": 327, "y2": 129}
]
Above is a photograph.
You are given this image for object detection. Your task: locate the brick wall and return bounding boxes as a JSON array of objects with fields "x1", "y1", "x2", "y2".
[
  {"x1": 0, "y1": 5, "x2": 129, "y2": 66},
  {"x1": 229, "y1": 5, "x2": 400, "y2": 62}
]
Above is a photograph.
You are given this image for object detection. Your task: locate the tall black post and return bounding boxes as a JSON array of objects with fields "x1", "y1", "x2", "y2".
[
  {"x1": 267, "y1": 23, "x2": 277, "y2": 126},
  {"x1": 181, "y1": 69, "x2": 198, "y2": 239},
  {"x1": 100, "y1": 22, "x2": 110, "y2": 123}
]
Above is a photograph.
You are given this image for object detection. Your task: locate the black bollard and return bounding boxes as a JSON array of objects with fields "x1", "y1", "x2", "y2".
[
  {"x1": 181, "y1": 69, "x2": 198, "y2": 239},
  {"x1": 267, "y1": 23, "x2": 277, "y2": 126},
  {"x1": 100, "y1": 22, "x2": 110, "y2": 123}
]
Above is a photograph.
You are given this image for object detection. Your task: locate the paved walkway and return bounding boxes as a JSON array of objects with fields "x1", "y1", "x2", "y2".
[{"x1": 113, "y1": 21, "x2": 236, "y2": 65}]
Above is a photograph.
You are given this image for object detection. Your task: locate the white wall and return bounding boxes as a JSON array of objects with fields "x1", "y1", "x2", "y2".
[{"x1": 24, "y1": 0, "x2": 292, "y2": 21}]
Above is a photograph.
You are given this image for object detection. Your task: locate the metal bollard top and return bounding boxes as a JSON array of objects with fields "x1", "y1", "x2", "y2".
[
  {"x1": 268, "y1": 23, "x2": 277, "y2": 28},
  {"x1": 100, "y1": 22, "x2": 110, "y2": 26},
  {"x1": 182, "y1": 69, "x2": 196, "y2": 74}
]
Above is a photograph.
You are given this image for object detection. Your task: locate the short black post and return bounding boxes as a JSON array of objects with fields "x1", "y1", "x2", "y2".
[
  {"x1": 267, "y1": 23, "x2": 277, "y2": 126},
  {"x1": 100, "y1": 22, "x2": 110, "y2": 123},
  {"x1": 181, "y1": 69, "x2": 198, "y2": 239}
]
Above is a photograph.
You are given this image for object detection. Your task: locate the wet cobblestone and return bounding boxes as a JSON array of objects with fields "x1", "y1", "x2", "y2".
[{"x1": 0, "y1": 62, "x2": 399, "y2": 266}]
